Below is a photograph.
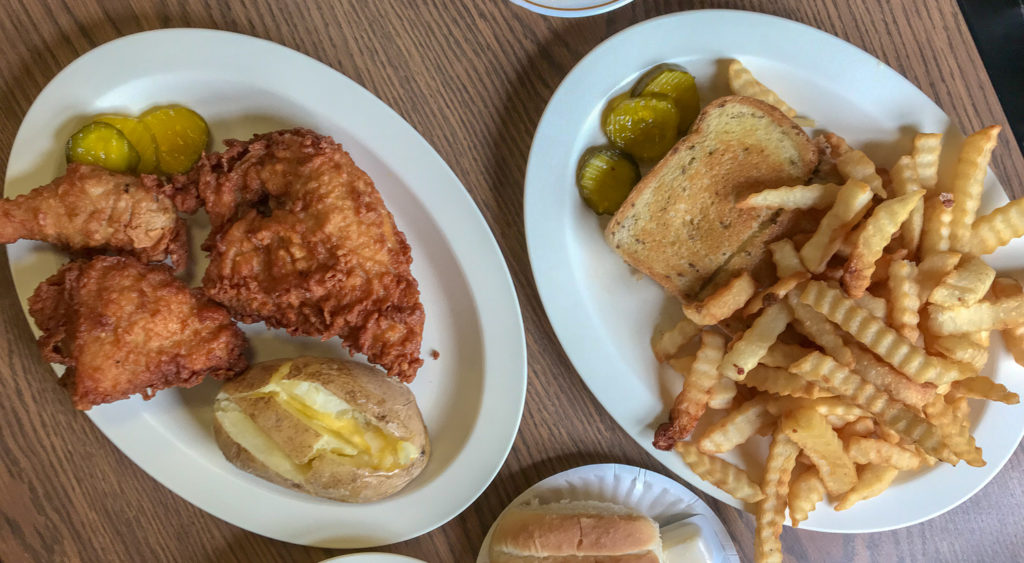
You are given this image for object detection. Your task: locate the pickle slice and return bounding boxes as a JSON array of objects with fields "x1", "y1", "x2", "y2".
[
  {"x1": 603, "y1": 96, "x2": 681, "y2": 162},
  {"x1": 65, "y1": 122, "x2": 141, "y2": 173},
  {"x1": 93, "y1": 114, "x2": 160, "y2": 174},
  {"x1": 140, "y1": 105, "x2": 210, "y2": 175},
  {"x1": 577, "y1": 147, "x2": 640, "y2": 215},
  {"x1": 639, "y1": 69, "x2": 700, "y2": 134}
]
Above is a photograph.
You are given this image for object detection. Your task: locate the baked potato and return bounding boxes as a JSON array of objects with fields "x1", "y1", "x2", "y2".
[{"x1": 213, "y1": 357, "x2": 430, "y2": 502}]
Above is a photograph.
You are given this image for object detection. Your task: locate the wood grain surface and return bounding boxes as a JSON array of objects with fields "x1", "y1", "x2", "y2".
[{"x1": 2, "y1": 1, "x2": 1022, "y2": 562}]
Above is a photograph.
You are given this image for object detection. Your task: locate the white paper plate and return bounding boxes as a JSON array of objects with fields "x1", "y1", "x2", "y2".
[
  {"x1": 319, "y1": 554, "x2": 425, "y2": 563},
  {"x1": 4, "y1": 29, "x2": 527, "y2": 548},
  {"x1": 507, "y1": 0, "x2": 633, "y2": 18},
  {"x1": 524, "y1": 9, "x2": 1024, "y2": 533},
  {"x1": 477, "y1": 463, "x2": 739, "y2": 562}
]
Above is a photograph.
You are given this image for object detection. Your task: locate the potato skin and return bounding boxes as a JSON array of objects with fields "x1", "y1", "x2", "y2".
[{"x1": 215, "y1": 357, "x2": 430, "y2": 502}]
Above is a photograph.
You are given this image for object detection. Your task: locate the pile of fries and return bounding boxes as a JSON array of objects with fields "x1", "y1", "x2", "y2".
[{"x1": 653, "y1": 61, "x2": 1023, "y2": 563}]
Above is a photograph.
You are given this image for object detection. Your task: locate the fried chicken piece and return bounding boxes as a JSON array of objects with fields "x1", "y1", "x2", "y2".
[
  {"x1": 0, "y1": 163, "x2": 189, "y2": 270},
  {"x1": 190, "y1": 128, "x2": 424, "y2": 382},
  {"x1": 28, "y1": 256, "x2": 248, "y2": 410}
]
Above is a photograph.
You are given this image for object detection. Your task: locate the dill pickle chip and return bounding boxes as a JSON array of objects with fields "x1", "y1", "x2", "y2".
[
  {"x1": 93, "y1": 114, "x2": 160, "y2": 174},
  {"x1": 140, "y1": 105, "x2": 210, "y2": 175},
  {"x1": 639, "y1": 69, "x2": 700, "y2": 133},
  {"x1": 603, "y1": 96, "x2": 680, "y2": 162},
  {"x1": 65, "y1": 122, "x2": 140, "y2": 173},
  {"x1": 576, "y1": 147, "x2": 640, "y2": 214}
]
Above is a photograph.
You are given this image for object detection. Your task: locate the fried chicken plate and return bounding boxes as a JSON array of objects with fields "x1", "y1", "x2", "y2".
[
  {"x1": 0, "y1": 163, "x2": 189, "y2": 270},
  {"x1": 28, "y1": 256, "x2": 248, "y2": 410},
  {"x1": 190, "y1": 128, "x2": 425, "y2": 382}
]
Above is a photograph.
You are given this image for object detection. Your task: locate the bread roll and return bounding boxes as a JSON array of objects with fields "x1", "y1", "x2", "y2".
[
  {"x1": 489, "y1": 500, "x2": 664, "y2": 562},
  {"x1": 213, "y1": 357, "x2": 429, "y2": 502}
]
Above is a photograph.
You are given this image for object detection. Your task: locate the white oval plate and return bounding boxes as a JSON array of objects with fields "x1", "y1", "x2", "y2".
[
  {"x1": 4, "y1": 29, "x2": 527, "y2": 548},
  {"x1": 506, "y1": 0, "x2": 633, "y2": 18},
  {"x1": 320, "y1": 554, "x2": 425, "y2": 563},
  {"x1": 524, "y1": 10, "x2": 1024, "y2": 533},
  {"x1": 477, "y1": 463, "x2": 739, "y2": 562}
]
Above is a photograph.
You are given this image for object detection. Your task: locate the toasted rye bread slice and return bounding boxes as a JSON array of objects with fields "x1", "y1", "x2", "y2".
[{"x1": 605, "y1": 95, "x2": 818, "y2": 300}]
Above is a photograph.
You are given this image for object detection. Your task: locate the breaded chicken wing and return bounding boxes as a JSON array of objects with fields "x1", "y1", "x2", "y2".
[
  {"x1": 28, "y1": 256, "x2": 248, "y2": 409},
  {"x1": 189, "y1": 128, "x2": 424, "y2": 382},
  {"x1": 0, "y1": 163, "x2": 188, "y2": 270}
]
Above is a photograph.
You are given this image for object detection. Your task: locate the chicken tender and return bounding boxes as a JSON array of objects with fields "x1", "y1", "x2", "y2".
[
  {"x1": 28, "y1": 256, "x2": 248, "y2": 409},
  {"x1": 190, "y1": 128, "x2": 425, "y2": 382},
  {"x1": 0, "y1": 163, "x2": 188, "y2": 270}
]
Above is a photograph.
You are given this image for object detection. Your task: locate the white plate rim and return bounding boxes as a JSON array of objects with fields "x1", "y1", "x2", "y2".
[
  {"x1": 4, "y1": 28, "x2": 527, "y2": 548},
  {"x1": 523, "y1": 9, "x2": 1024, "y2": 534},
  {"x1": 506, "y1": 0, "x2": 634, "y2": 18}
]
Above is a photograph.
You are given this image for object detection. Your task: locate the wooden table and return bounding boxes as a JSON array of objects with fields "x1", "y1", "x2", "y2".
[{"x1": 2, "y1": 1, "x2": 1022, "y2": 561}]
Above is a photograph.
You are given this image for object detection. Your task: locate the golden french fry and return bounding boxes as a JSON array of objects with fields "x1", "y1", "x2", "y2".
[
  {"x1": 761, "y1": 342, "x2": 816, "y2": 369},
  {"x1": 675, "y1": 441, "x2": 765, "y2": 503},
  {"x1": 655, "y1": 330, "x2": 728, "y2": 448},
  {"x1": 787, "y1": 293, "x2": 855, "y2": 367},
  {"x1": 727, "y1": 59, "x2": 800, "y2": 119},
  {"x1": 789, "y1": 351, "x2": 956, "y2": 463},
  {"x1": 855, "y1": 292, "x2": 889, "y2": 320},
  {"x1": 825, "y1": 414, "x2": 861, "y2": 428},
  {"x1": 766, "y1": 396, "x2": 869, "y2": 419},
  {"x1": 836, "y1": 417, "x2": 876, "y2": 441},
  {"x1": 683, "y1": 272, "x2": 757, "y2": 325},
  {"x1": 779, "y1": 407, "x2": 857, "y2": 495},
  {"x1": 875, "y1": 422, "x2": 902, "y2": 445},
  {"x1": 769, "y1": 238, "x2": 806, "y2": 278},
  {"x1": 888, "y1": 260, "x2": 921, "y2": 342},
  {"x1": 737, "y1": 183, "x2": 842, "y2": 210},
  {"x1": 927, "y1": 295, "x2": 1024, "y2": 334},
  {"x1": 756, "y1": 431, "x2": 800, "y2": 563},
  {"x1": 834, "y1": 464, "x2": 900, "y2": 511},
  {"x1": 916, "y1": 251, "x2": 962, "y2": 302},
  {"x1": 991, "y1": 277, "x2": 1024, "y2": 366},
  {"x1": 920, "y1": 192, "x2": 955, "y2": 259},
  {"x1": 846, "y1": 342, "x2": 936, "y2": 410},
  {"x1": 653, "y1": 315, "x2": 701, "y2": 363},
  {"x1": 837, "y1": 150, "x2": 886, "y2": 197},
  {"x1": 744, "y1": 272, "x2": 810, "y2": 317},
  {"x1": 845, "y1": 436, "x2": 922, "y2": 470},
  {"x1": 707, "y1": 376, "x2": 739, "y2": 409},
  {"x1": 869, "y1": 249, "x2": 909, "y2": 286},
  {"x1": 719, "y1": 302, "x2": 793, "y2": 381},
  {"x1": 742, "y1": 365, "x2": 833, "y2": 399},
  {"x1": 970, "y1": 197, "x2": 1024, "y2": 255},
  {"x1": 928, "y1": 254, "x2": 995, "y2": 306},
  {"x1": 698, "y1": 394, "x2": 774, "y2": 454},
  {"x1": 801, "y1": 281, "x2": 972, "y2": 386},
  {"x1": 799, "y1": 180, "x2": 874, "y2": 273},
  {"x1": 841, "y1": 189, "x2": 925, "y2": 297},
  {"x1": 921, "y1": 394, "x2": 984, "y2": 466},
  {"x1": 929, "y1": 335, "x2": 989, "y2": 371},
  {"x1": 950, "y1": 125, "x2": 1001, "y2": 253},
  {"x1": 912, "y1": 132, "x2": 943, "y2": 191},
  {"x1": 788, "y1": 468, "x2": 825, "y2": 528},
  {"x1": 889, "y1": 155, "x2": 925, "y2": 254},
  {"x1": 951, "y1": 376, "x2": 1020, "y2": 404}
]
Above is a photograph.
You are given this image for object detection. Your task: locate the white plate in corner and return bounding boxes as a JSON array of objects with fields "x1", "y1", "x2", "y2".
[
  {"x1": 477, "y1": 463, "x2": 740, "y2": 563},
  {"x1": 524, "y1": 9, "x2": 1024, "y2": 533},
  {"x1": 4, "y1": 29, "x2": 527, "y2": 548}
]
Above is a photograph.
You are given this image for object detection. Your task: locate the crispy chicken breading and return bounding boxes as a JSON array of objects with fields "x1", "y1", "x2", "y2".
[
  {"x1": 189, "y1": 128, "x2": 425, "y2": 382},
  {"x1": 28, "y1": 256, "x2": 248, "y2": 410},
  {"x1": 0, "y1": 163, "x2": 189, "y2": 270}
]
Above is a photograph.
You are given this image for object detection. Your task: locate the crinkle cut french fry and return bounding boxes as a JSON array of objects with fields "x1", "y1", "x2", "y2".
[
  {"x1": 788, "y1": 467, "x2": 825, "y2": 527},
  {"x1": 951, "y1": 376, "x2": 1020, "y2": 404},
  {"x1": 769, "y1": 238, "x2": 806, "y2": 278},
  {"x1": 761, "y1": 341, "x2": 816, "y2": 369},
  {"x1": 913, "y1": 132, "x2": 943, "y2": 191},
  {"x1": 683, "y1": 272, "x2": 757, "y2": 325},
  {"x1": 836, "y1": 417, "x2": 876, "y2": 441},
  {"x1": 921, "y1": 394, "x2": 984, "y2": 467},
  {"x1": 837, "y1": 150, "x2": 886, "y2": 197},
  {"x1": 855, "y1": 292, "x2": 889, "y2": 320},
  {"x1": 845, "y1": 436, "x2": 922, "y2": 470},
  {"x1": 929, "y1": 335, "x2": 989, "y2": 372},
  {"x1": 841, "y1": 189, "x2": 925, "y2": 298},
  {"x1": 970, "y1": 197, "x2": 1024, "y2": 255},
  {"x1": 950, "y1": 125, "x2": 1001, "y2": 253},
  {"x1": 737, "y1": 183, "x2": 842, "y2": 210},
  {"x1": 787, "y1": 292, "x2": 855, "y2": 367},
  {"x1": 799, "y1": 180, "x2": 874, "y2": 273},
  {"x1": 927, "y1": 295, "x2": 1024, "y2": 334},
  {"x1": 928, "y1": 254, "x2": 995, "y2": 307},
  {"x1": 779, "y1": 407, "x2": 857, "y2": 495},
  {"x1": 698, "y1": 394, "x2": 774, "y2": 454},
  {"x1": 675, "y1": 441, "x2": 765, "y2": 503},
  {"x1": 653, "y1": 315, "x2": 702, "y2": 363},
  {"x1": 991, "y1": 277, "x2": 1024, "y2": 366},
  {"x1": 719, "y1": 302, "x2": 793, "y2": 381},
  {"x1": 755, "y1": 431, "x2": 800, "y2": 563},
  {"x1": 888, "y1": 260, "x2": 921, "y2": 342},
  {"x1": 743, "y1": 272, "x2": 810, "y2": 317},
  {"x1": 789, "y1": 351, "x2": 956, "y2": 464},
  {"x1": 800, "y1": 280, "x2": 972, "y2": 386},
  {"x1": 707, "y1": 376, "x2": 739, "y2": 409},
  {"x1": 727, "y1": 59, "x2": 800, "y2": 119},
  {"x1": 766, "y1": 396, "x2": 869, "y2": 419},
  {"x1": 845, "y1": 342, "x2": 936, "y2": 410},
  {"x1": 869, "y1": 249, "x2": 909, "y2": 286},
  {"x1": 654, "y1": 330, "x2": 728, "y2": 449},
  {"x1": 834, "y1": 464, "x2": 900, "y2": 511},
  {"x1": 916, "y1": 251, "x2": 962, "y2": 302},
  {"x1": 890, "y1": 155, "x2": 925, "y2": 253},
  {"x1": 742, "y1": 365, "x2": 833, "y2": 399},
  {"x1": 920, "y1": 192, "x2": 955, "y2": 259}
]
